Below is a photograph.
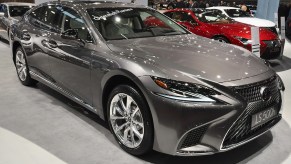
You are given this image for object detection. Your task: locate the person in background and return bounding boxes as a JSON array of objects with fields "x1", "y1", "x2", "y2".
[
  {"x1": 198, "y1": 0, "x2": 206, "y2": 8},
  {"x1": 175, "y1": 0, "x2": 186, "y2": 8},
  {"x1": 187, "y1": 0, "x2": 195, "y2": 8},
  {"x1": 241, "y1": 4, "x2": 248, "y2": 12}
]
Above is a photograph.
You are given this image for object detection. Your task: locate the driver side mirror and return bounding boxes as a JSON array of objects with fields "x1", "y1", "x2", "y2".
[{"x1": 61, "y1": 29, "x2": 78, "y2": 40}]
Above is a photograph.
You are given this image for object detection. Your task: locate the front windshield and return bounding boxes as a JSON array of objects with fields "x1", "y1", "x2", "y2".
[
  {"x1": 195, "y1": 11, "x2": 233, "y2": 23},
  {"x1": 9, "y1": 6, "x2": 33, "y2": 17},
  {"x1": 87, "y1": 8, "x2": 189, "y2": 40},
  {"x1": 225, "y1": 9, "x2": 251, "y2": 17}
]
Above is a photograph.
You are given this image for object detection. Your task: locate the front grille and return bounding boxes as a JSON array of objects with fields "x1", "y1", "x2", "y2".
[
  {"x1": 179, "y1": 125, "x2": 208, "y2": 149},
  {"x1": 223, "y1": 77, "x2": 281, "y2": 148},
  {"x1": 232, "y1": 76, "x2": 278, "y2": 102},
  {"x1": 261, "y1": 40, "x2": 282, "y2": 60}
]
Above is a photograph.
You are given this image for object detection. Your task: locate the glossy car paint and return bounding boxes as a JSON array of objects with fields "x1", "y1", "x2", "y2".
[
  {"x1": 163, "y1": 9, "x2": 282, "y2": 59},
  {"x1": 0, "y1": 2, "x2": 34, "y2": 40},
  {"x1": 206, "y1": 6, "x2": 276, "y2": 28},
  {"x1": 10, "y1": 1, "x2": 283, "y2": 156}
]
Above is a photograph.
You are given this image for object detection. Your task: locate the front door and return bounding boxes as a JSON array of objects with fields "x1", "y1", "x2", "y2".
[{"x1": 48, "y1": 6, "x2": 93, "y2": 106}]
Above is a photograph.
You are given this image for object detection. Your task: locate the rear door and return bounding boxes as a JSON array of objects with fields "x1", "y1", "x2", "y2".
[{"x1": 23, "y1": 5, "x2": 62, "y2": 79}]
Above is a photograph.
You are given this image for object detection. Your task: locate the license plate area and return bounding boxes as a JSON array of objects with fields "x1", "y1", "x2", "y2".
[
  {"x1": 270, "y1": 47, "x2": 281, "y2": 53},
  {"x1": 251, "y1": 107, "x2": 278, "y2": 130}
]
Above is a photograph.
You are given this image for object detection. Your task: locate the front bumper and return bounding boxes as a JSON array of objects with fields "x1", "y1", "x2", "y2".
[{"x1": 139, "y1": 75, "x2": 283, "y2": 156}]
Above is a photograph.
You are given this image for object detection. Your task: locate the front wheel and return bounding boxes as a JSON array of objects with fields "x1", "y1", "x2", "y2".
[{"x1": 107, "y1": 85, "x2": 153, "y2": 156}]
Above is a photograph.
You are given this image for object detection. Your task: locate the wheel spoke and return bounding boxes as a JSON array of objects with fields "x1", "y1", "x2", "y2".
[
  {"x1": 126, "y1": 95, "x2": 133, "y2": 111},
  {"x1": 123, "y1": 127, "x2": 130, "y2": 144},
  {"x1": 111, "y1": 116, "x2": 126, "y2": 120},
  {"x1": 131, "y1": 107, "x2": 139, "y2": 118},
  {"x1": 22, "y1": 67, "x2": 27, "y2": 78},
  {"x1": 119, "y1": 95, "x2": 127, "y2": 112},
  {"x1": 132, "y1": 126, "x2": 143, "y2": 140},
  {"x1": 132, "y1": 119, "x2": 144, "y2": 129},
  {"x1": 130, "y1": 127, "x2": 135, "y2": 146},
  {"x1": 115, "y1": 122, "x2": 129, "y2": 132}
]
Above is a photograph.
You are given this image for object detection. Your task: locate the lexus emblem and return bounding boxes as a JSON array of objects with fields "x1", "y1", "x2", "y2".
[{"x1": 260, "y1": 87, "x2": 271, "y2": 101}]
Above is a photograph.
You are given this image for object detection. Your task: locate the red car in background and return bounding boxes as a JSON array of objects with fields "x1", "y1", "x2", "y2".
[{"x1": 158, "y1": 9, "x2": 283, "y2": 60}]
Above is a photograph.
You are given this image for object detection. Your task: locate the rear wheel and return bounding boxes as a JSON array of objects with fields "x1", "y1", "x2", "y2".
[
  {"x1": 107, "y1": 85, "x2": 153, "y2": 155},
  {"x1": 15, "y1": 47, "x2": 37, "y2": 86}
]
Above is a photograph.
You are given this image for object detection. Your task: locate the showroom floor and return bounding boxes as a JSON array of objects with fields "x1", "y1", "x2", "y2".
[{"x1": 0, "y1": 38, "x2": 291, "y2": 164}]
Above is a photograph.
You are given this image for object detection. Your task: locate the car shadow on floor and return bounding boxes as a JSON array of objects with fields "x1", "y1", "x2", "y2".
[
  {"x1": 31, "y1": 82, "x2": 291, "y2": 164},
  {"x1": 270, "y1": 56, "x2": 291, "y2": 72},
  {"x1": 0, "y1": 38, "x2": 10, "y2": 45}
]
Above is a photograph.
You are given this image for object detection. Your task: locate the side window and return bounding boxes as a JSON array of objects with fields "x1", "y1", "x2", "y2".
[
  {"x1": 3, "y1": 5, "x2": 8, "y2": 17},
  {"x1": 29, "y1": 5, "x2": 61, "y2": 33},
  {"x1": 172, "y1": 12, "x2": 183, "y2": 22},
  {"x1": 59, "y1": 6, "x2": 92, "y2": 42},
  {"x1": 0, "y1": 4, "x2": 3, "y2": 13},
  {"x1": 164, "y1": 12, "x2": 173, "y2": 19}
]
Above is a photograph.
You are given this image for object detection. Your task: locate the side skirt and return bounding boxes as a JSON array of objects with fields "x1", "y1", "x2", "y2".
[{"x1": 29, "y1": 71, "x2": 98, "y2": 115}]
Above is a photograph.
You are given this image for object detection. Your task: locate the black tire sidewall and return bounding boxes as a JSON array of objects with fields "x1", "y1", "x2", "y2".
[{"x1": 107, "y1": 85, "x2": 154, "y2": 156}]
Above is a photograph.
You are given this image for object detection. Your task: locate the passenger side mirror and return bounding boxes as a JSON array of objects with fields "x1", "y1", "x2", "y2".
[{"x1": 0, "y1": 12, "x2": 4, "y2": 18}]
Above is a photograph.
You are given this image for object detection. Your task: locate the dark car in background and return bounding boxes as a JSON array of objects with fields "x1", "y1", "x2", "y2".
[
  {"x1": 163, "y1": 8, "x2": 283, "y2": 60},
  {"x1": 11, "y1": 1, "x2": 284, "y2": 156},
  {"x1": 0, "y1": 2, "x2": 34, "y2": 41}
]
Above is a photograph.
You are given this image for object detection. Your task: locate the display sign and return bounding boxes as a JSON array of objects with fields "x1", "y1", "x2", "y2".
[
  {"x1": 251, "y1": 27, "x2": 260, "y2": 57},
  {"x1": 274, "y1": 12, "x2": 279, "y2": 27},
  {"x1": 281, "y1": 17, "x2": 286, "y2": 40}
]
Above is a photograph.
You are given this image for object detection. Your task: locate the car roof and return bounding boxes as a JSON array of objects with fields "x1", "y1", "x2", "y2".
[
  {"x1": 42, "y1": 0, "x2": 146, "y2": 9},
  {"x1": 1, "y1": 2, "x2": 35, "y2": 6},
  {"x1": 207, "y1": 6, "x2": 239, "y2": 10}
]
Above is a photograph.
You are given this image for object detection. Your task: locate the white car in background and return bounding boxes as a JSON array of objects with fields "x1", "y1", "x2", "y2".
[{"x1": 207, "y1": 7, "x2": 276, "y2": 30}]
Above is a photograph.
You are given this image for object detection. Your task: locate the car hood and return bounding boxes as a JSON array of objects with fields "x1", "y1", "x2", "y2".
[
  {"x1": 107, "y1": 34, "x2": 270, "y2": 83},
  {"x1": 233, "y1": 17, "x2": 275, "y2": 27}
]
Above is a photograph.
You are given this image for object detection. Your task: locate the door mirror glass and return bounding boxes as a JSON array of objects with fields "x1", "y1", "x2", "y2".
[{"x1": 61, "y1": 29, "x2": 78, "y2": 40}]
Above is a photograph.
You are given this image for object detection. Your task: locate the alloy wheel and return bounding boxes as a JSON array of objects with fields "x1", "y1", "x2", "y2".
[
  {"x1": 109, "y1": 93, "x2": 144, "y2": 148},
  {"x1": 15, "y1": 50, "x2": 27, "y2": 82}
]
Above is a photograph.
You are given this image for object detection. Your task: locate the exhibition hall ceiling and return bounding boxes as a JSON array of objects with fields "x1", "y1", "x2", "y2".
[{"x1": 0, "y1": 0, "x2": 35, "y2": 3}]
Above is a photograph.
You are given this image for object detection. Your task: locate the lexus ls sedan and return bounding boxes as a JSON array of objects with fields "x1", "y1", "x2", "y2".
[{"x1": 11, "y1": 1, "x2": 285, "y2": 156}]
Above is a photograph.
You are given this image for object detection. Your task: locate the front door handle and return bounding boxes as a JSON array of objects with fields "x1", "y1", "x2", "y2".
[
  {"x1": 21, "y1": 30, "x2": 31, "y2": 40},
  {"x1": 42, "y1": 39, "x2": 58, "y2": 49}
]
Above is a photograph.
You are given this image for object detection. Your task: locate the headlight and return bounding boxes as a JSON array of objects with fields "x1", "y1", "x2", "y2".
[
  {"x1": 234, "y1": 36, "x2": 252, "y2": 45},
  {"x1": 276, "y1": 75, "x2": 285, "y2": 91},
  {"x1": 151, "y1": 77, "x2": 220, "y2": 103}
]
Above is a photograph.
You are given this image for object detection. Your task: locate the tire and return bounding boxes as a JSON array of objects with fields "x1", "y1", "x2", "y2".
[
  {"x1": 107, "y1": 85, "x2": 153, "y2": 156},
  {"x1": 213, "y1": 36, "x2": 230, "y2": 44},
  {"x1": 14, "y1": 47, "x2": 37, "y2": 86}
]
